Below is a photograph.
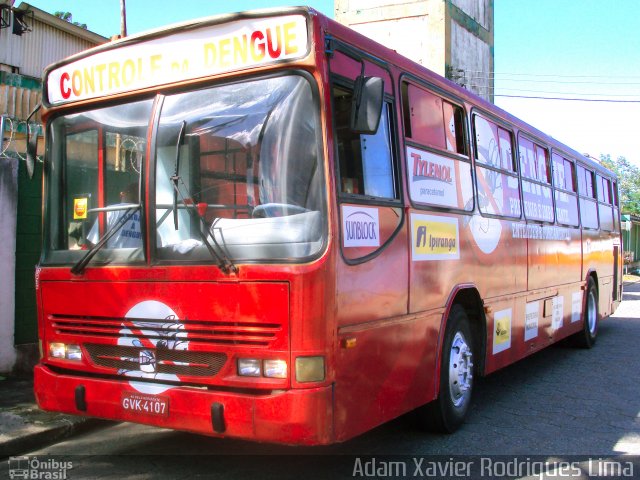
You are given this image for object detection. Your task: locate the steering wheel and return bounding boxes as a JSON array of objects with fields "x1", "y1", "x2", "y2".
[{"x1": 251, "y1": 203, "x2": 309, "y2": 218}]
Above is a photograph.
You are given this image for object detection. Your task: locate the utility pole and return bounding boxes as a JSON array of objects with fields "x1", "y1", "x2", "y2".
[{"x1": 120, "y1": 0, "x2": 127, "y2": 37}]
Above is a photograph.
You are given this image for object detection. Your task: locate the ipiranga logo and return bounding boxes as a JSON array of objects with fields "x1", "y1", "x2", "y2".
[{"x1": 411, "y1": 213, "x2": 459, "y2": 261}]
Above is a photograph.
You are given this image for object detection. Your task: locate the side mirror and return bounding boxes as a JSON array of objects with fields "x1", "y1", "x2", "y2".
[
  {"x1": 350, "y1": 76, "x2": 384, "y2": 135},
  {"x1": 26, "y1": 126, "x2": 37, "y2": 179},
  {"x1": 25, "y1": 104, "x2": 41, "y2": 179}
]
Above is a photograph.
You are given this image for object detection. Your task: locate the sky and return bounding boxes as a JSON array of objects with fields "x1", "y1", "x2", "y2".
[{"x1": 20, "y1": 0, "x2": 640, "y2": 166}]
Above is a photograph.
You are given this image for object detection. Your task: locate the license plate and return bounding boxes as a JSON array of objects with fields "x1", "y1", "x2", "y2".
[{"x1": 121, "y1": 392, "x2": 169, "y2": 417}]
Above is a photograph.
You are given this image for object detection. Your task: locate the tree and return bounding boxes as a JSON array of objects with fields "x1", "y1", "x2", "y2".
[
  {"x1": 600, "y1": 154, "x2": 640, "y2": 215},
  {"x1": 54, "y1": 11, "x2": 88, "y2": 30}
]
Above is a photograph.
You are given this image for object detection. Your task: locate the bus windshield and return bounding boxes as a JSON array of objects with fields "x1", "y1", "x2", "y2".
[{"x1": 43, "y1": 74, "x2": 326, "y2": 266}]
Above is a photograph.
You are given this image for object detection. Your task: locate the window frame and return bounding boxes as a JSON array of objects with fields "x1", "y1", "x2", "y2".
[
  {"x1": 596, "y1": 173, "x2": 615, "y2": 232},
  {"x1": 472, "y1": 112, "x2": 522, "y2": 220},
  {"x1": 331, "y1": 74, "x2": 402, "y2": 207},
  {"x1": 576, "y1": 162, "x2": 600, "y2": 230},
  {"x1": 400, "y1": 74, "x2": 473, "y2": 215},
  {"x1": 550, "y1": 150, "x2": 580, "y2": 228},
  {"x1": 517, "y1": 133, "x2": 555, "y2": 224},
  {"x1": 147, "y1": 69, "x2": 329, "y2": 266},
  {"x1": 327, "y1": 42, "x2": 405, "y2": 265}
]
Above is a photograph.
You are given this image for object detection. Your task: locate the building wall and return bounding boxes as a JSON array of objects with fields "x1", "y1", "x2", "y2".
[
  {"x1": 334, "y1": 0, "x2": 494, "y2": 102},
  {"x1": 0, "y1": 71, "x2": 42, "y2": 121},
  {"x1": 1, "y1": 3, "x2": 105, "y2": 78},
  {"x1": 0, "y1": 154, "x2": 18, "y2": 371},
  {"x1": 15, "y1": 154, "x2": 42, "y2": 346},
  {"x1": 0, "y1": 2, "x2": 106, "y2": 372},
  {"x1": 334, "y1": 0, "x2": 447, "y2": 75}
]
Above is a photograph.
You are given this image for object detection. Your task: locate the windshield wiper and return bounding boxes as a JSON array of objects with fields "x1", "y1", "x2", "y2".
[
  {"x1": 70, "y1": 205, "x2": 140, "y2": 275},
  {"x1": 168, "y1": 123, "x2": 237, "y2": 274},
  {"x1": 169, "y1": 177, "x2": 238, "y2": 274},
  {"x1": 171, "y1": 120, "x2": 187, "y2": 230}
]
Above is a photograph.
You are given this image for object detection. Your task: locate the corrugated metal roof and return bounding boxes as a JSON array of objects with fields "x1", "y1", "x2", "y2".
[{"x1": 0, "y1": 2, "x2": 107, "y2": 79}]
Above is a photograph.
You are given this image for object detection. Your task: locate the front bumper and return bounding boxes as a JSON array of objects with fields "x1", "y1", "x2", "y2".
[{"x1": 34, "y1": 364, "x2": 333, "y2": 445}]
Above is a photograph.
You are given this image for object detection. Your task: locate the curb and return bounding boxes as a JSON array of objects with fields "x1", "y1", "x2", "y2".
[{"x1": 0, "y1": 415, "x2": 108, "y2": 458}]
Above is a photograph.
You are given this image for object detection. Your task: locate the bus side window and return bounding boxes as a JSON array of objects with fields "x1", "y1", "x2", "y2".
[
  {"x1": 597, "y1": 174, "x2": 614, "y2": 231},
  {"x1": 443, "y1": 101, "x2": 466, "y2": 155},
  {"x1": 473, "y1": 115, "x2": 520, "y2": 218},
  {"x1": 551, "y1": 153, "x2": 579, "y2": 227},
  {"x1": 402, "y1": 82, "x2": 465, "y2": 156},
  {"x1": 597, "y1": 175, "x2": 612, "y2": 204},
  {"x1": 519, "y1": 135, "x2": 554, "y2": 223},
  {"x1": 613, "y1": 180, "x2": 620, "y2": 232},
  {"x1": 577, "y1": 164, "x2": 599, "y2": 229},
  {"x1": 333, "y1": 84, "x2": 397, "y2": 199},
  {"x1": 577, "y1": 165, "x2": 595, "y2": 199}
]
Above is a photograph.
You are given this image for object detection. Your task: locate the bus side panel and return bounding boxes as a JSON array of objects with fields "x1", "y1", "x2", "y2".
[
  {"x1": 527, "y1": 227, "x2": 582, "y2": 291},
  {"x1": 483, "y1": 281, "x2": 586, "y2": 374},
  {"x1": 583, "y1": 228, "x2": 614, "y2": 318},
  {"x1": 408, "y1": 213, "x2": 527, "y2": 314},
  {"x1": 334, "y1": 225, "x2": 408, "y2": 328},
  {"x1": 333, "y1": 224, "x2": 412, "y2": 441},
  {"x1": 334, "y1": 310, "x2": 441, "y2": 442}
]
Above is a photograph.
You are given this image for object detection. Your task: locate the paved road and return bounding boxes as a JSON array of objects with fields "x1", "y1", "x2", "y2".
[{"x1": 3, "y1": 282, "x2": 639, "y2": 478}]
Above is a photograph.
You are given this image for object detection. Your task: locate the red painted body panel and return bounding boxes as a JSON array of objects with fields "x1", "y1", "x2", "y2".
[
  {"x1": 34, "y1": 365, "x2": 333, "y2": 445},
  {"x1": 35, "y1": 8, "x2": 623, "y2": 446}
]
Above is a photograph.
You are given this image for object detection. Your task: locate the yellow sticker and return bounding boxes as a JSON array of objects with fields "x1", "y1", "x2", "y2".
[
  {"x1": 411, "y1": 213, "x2": 459, "y2": 260},
  {"x1": 73, "y1": 198, "x2": 88, "y2": 219},
  {"x1": 492, "y1": 308, "x2": 512, "y2": 354}
]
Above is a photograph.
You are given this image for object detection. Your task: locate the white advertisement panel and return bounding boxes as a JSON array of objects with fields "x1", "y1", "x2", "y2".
[
  {"x1": 342, "y1": 205, "x2": 380, "y2": 248},
  {"x1": 47, "y1": 15, "x2": 308, "y2": 104},
  {"x1": 407, "y1": 146, "x2": 461, "y2": 208}
]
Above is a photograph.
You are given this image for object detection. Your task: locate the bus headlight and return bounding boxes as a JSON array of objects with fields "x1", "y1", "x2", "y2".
[
  {"x1": 66, "y1": 344, "x2": 83, "y2": 361},
  {"x1": 237, "y1": 358, "x2": 261, "y2": 377},
  {"x1": 263, "y1": 359, "x2": 287, "y2": 379},
  {"x1": 295, "y1": 356, "x2": 325, "y2": 383},
  {"x1": 237, "y1": 358, "x2": 288, "y2": 378},
  {"x1": 49, "y1": 342, "x2": 65, "y2": 359},
  {"x1": 49, "y1": 342, "x2": 82, "y2": 361}
]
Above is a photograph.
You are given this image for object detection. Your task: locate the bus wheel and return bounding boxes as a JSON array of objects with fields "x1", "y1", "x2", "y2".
[
  {"x1": 572, "y1": 277, "x2": 598, "y2": 348},
  {"x1": 418, "y1": 305, "x2": 474, "y2": 433}
]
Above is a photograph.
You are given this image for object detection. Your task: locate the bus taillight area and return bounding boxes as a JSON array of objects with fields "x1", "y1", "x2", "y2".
[{"x1": 34, "y1": 364, "x2": 334, "y2": 445}]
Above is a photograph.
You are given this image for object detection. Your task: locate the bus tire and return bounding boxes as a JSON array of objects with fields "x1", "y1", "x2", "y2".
[
  {"x1": 418, "y1": 305, "x2": 474, "y2": 433},
  {"x1": 572, "y1": 277, "x2": 598, "y2": 348}
]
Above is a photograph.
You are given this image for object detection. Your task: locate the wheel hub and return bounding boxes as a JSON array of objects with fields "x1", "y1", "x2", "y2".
[
  {"x1": 587, "y1": 290, "x2": 597, "y2": 335},
  {"x1": 449, "y1": 332, "x2": 473, "y2": 408}
]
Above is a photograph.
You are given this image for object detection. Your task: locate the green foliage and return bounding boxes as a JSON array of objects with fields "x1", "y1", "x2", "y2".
[
  {"x1": 600, "y1": 154, "x2": 640, "y2": 215},
  {"x1": 53, "y1": 11, "x2": 88, "y2": 30}
]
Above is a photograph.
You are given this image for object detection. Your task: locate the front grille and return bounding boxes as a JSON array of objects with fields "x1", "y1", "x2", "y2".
[
  {"x1": 84, "y1": 344, "x2": 227, "y2": 377},
  {"x1": 50, "y1": 314, "x2": 281, "y2": 347}
]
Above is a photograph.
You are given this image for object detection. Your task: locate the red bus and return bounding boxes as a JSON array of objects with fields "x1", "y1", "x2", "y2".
[{"x1": 34, "y1": 7, "x2": 622, "y2": 445}]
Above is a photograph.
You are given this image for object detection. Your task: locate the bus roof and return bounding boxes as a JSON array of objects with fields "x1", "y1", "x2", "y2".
[
  {"x1": 319, "y1": 12, "x2": 614, "y2": 177},
  {"x1": 43, "y1": 6, "x2": 316, "y2": 107},
  {"x1": 42, "y1": 5, "x2": 614, "y2": 178}
]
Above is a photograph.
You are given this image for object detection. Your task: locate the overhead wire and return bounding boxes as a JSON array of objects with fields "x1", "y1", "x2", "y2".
[{"x1": 451, "y1": 70, "x2": 640, "y2": 103}]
